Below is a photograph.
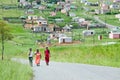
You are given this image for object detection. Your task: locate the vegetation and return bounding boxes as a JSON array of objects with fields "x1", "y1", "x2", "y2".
[
  {"x1": 0, "y1": 0, "x2": 120, "y2": 79},
  {"x1": 0, "y1": 60, "x2": 32, "y2": 80},
  {"x1": 50, "y1": 43, "x2": 120, "y2": 67}
]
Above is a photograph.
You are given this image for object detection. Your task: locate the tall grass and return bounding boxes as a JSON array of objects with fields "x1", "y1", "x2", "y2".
[
  {"x1": 50, "y1": 44, "x2": 120, "y2": 67},
  {"x1": 0, "y1": 60, "x2": 32, "y2": 80}
]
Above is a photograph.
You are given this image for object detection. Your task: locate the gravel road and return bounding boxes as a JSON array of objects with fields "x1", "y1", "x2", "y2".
[{"x1": 12, "y1": 58, "x2": 120, "y2": 80}]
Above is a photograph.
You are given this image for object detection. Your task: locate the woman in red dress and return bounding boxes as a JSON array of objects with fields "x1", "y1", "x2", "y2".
[
  {"x1": 35, "y1": 49, "x2": 41, "y2": 66},
  {"x1": 44, "y1": 47, "x2": 50, "y2": 65}
]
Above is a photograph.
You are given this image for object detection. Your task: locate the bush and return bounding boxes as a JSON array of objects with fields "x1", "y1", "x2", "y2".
[
  {"x1": 71, "y1": 23, "x2": 79, "y2": 29},
  {"x1": 56, "y1": 23, "x2": 66, "y2": 28}
]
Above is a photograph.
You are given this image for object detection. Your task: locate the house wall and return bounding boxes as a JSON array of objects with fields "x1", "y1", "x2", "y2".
[
  {"x1": 109, "y1": 33, "x2": 120, "y2": 39},
  {"x1": 59, "y1": 37, "x2": 72, "y2": 43}
]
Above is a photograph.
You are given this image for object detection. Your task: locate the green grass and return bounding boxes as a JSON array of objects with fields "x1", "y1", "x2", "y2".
[
  {"x1": 0, "y1": 23, "x2": 120, "y2": 68},
  {"x1": 0, "y1": 60, "x2": 32, "y2": 80},
  {"x1": 0, "y1": 2, "x2": 120, "y2": 80},
  {"x1": 99, "y1": 14, "x2": 120, "y2": 27},
  {"x1": 50, "y1": 43, "x2": 120, "y2": 67},
  {"x1": 0, "y1": 0, "x2": 18, "y2": 4}
]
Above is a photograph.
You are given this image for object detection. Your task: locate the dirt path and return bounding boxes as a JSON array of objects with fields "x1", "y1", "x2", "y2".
[
  {"x1": 94, "y1": 16, "x2": 118, "y2": 29},
  {"x1": 12, "y1": 58, "x2": 120, "y2": 80}
]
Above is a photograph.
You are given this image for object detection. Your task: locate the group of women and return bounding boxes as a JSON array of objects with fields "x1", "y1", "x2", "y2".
[{"x1": 28, "y1": 47, "x2": 50, "y2": 66}]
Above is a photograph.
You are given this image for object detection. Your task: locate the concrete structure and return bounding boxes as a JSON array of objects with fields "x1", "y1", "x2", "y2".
[
  {"x1": 113, "y1": 0, "x2": 120, "y2": 2},
  {"x1": 59, "y1": 37, "x2": 72, "y2": 43},
  {"x1": 110, "y1": 4, "x2": 120, "y2": 9},
  {"x1": 81, "y1": 0, "x2": 87, "y2": 3},
  {"x1": 82, "y1": 30, "x2": 95, "y2": 36},
  {"x1": 109, "y1": 31, "x2": 120, "y2": 39},
  {"x1": 28, "y1": 15, "x2": 38, "y2": 20}
]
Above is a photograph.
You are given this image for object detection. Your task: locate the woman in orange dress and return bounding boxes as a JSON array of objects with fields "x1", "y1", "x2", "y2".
[{"x1": 35, "y1": 49, "x2": 41, "y2": 66}]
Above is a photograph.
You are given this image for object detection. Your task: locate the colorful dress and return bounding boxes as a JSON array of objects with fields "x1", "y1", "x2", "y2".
[
  {"x1": 45, "y1": 49, "x2": 50, "y2": 65},
  {"x1": 35, "y1": 52, "x2": 41, "y2": 66}
]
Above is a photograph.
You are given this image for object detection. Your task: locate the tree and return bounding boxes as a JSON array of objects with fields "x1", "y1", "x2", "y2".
[{"x1": 0, "y1": 21, "x2": 12, "y2": 60}]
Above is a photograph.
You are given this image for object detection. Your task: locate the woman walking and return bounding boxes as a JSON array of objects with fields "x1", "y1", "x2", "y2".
[
  {"x1": 28, "y1": 48, "x2": 33, "y2": 67},
  {"x1": 44, "y1": 47, "x2": 50, "y2": 66},
  {"x1": 35, "y1": 49, "x2": 41, "y2": 66}
]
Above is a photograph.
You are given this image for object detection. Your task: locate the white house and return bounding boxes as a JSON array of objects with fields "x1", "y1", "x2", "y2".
[
  {"x1": 81, "y1": 0, "x2": 87, "y2": 3},
  {"x1": 115, "y1": 14, "x2": 120, "y2": 18},
  {"x1": 82, "y1": 30, "x2": 95, "y2": 36},
  {"x1": 28, "y1": 15, "x2": 38, "y2": 20},
  {"x1": 36, "y1": 19, "x2": 47, "y2": 25},
  {"x1": 26, "y1": 9, "x2": 34, "y2": 14},
  {"x1": 110, "y1": 4, "x2": 120, "y2": 9},
  {"x1": 55, "y1": 18, "x2": 64, "y2": 22},
  {"x1": 59, "y1": 37, "x2": 72, "y2": 43},
  {"x1": 65, "y1": 0, "x2": 73, "y2": 3},
  {"x1": 69, "y1": 12, "x2": 76, "y2": 17},
  {"x1": 78, "y1": 18, "x2": 85, "y2": 23},
  {"x1": 113, "y1": 0, "x2": 120, "y2": 2}
]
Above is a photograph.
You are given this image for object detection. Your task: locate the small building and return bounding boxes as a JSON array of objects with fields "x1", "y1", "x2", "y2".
[
  {"x1": 115, "y1": 14, "x2": 120, "y2": 18},
  {"x1": 36, "y1": 18, "x2": 47, "y2": 26},
  {"x1": 72, "y1": 17, "x2": 80, "y2": 22},
  {"x1": 32, "y1": 27, "x2": 41, "y2": 32},
  {"x1": 110, "y1": 4, "x2": 120, "y2": 9},
  {"x1": 109, "y1": 31, "x2": 120, "y2": 39},
  {"x1": 61, "y1": 9, "x2": 67, "y2": 13},
  {"x1": 65, "y1": 0, "x2": 73, "y2": 3},
  {"x1": 59, "y1": 37, "x2": 72, "y2": 43},
  {"x1": 100, "y1": 4, "x2": 110, "y2": 14},
  {"x1": 63, "y1": 25, "x2": 71, "y2": 32},
  {"x1": 26, "y1": 9, "x2": 34, "y2": 14},
  {"x1": 113, "y1": 0, "x2": 120, "y2": 2},
  {"x1": 32, "y1": 26, "x2": 47, "y2": 32},
  {"x1": 55, "y1": 18, "x2": 64, "y2": 23},
  {"x1": 69, "y1": 12, "x2": 76, "y2": 17},
  {"x1": 82, "y1": 30, "x2": 95, "y2": 36},
  {"x1": 28, "y1": 15, "x2": 38, "y2": 20},
  {"x1": 81, "y1": 0, "x2": 87, "y2": 3}
]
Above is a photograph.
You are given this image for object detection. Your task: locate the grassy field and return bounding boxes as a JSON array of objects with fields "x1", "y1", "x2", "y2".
[
  {"x1": 0, "y1": 60, "x2": 32, "y2": 80},
  {"x1": 50, "y1": 43, "x2": 120, "y2": 67},
  {"x1": 0, "y1": 0, "x2": 120, "y2": 79},
  {"x1": 1, "y1": 24, "x2": 120, "y2": 67}
]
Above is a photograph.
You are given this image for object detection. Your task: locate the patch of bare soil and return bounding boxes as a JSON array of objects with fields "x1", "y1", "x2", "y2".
[{"x1": 38, "y1": 41, "x2": 81, "y2": 48}]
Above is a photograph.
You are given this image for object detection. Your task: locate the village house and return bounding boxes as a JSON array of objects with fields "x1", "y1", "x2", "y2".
[
  {"x1": 28, "y1": 15, "x2": 38, "y2": 20},
  {"x1": 65, "y1": 0, "x2": 73, "y2": 3},
  {"x1": 81, "y1": 0, "x2": 87, "y2": 3},
  {"x1": 100, "y1": 3, "x2": 110, "y2": 14},
  {"x1": 63, "y1": 24, "x2": 72, "y2": 32},
  {"x1": 69, "y1": 12, "x2": 76, "y2": 17},
  {"x1": 115, "y1": 14, "x2": 120, "y2": 21},
  {"x1": 109, "y1": 30, "x2": 120, "y2": 39},
  {"x1": 24, "y1": 16, "x2": 48, "y2": 32},
  {"x1": 55, "y1": 18, "x2": 64, "y2": 23},
  {"x1": 18, "y1": 0, "x2": 30, "y2": 7},
  {"x1": 25, "y1": 9, "x2": 34, "y2": 15},
  {"x1": 82, "y1": 30, "x2": 95, "y2": 36},
  {"x1": 113, "y1": 0, "x2": 120, "y2": 2},
  {"x1": 110, "y1": 4, "x2": 120, "y2": 9},
  {"x1": 59, "y1": 37, "x2": 72, "y2": 43},
  {"x1": 64, "y1": 3, "x2": 71, "y2": 11}
]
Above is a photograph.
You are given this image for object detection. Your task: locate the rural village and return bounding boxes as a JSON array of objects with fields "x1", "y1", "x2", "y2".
[{"x1": 0, "y1": 0, "x2": 120, "y2": 80}]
